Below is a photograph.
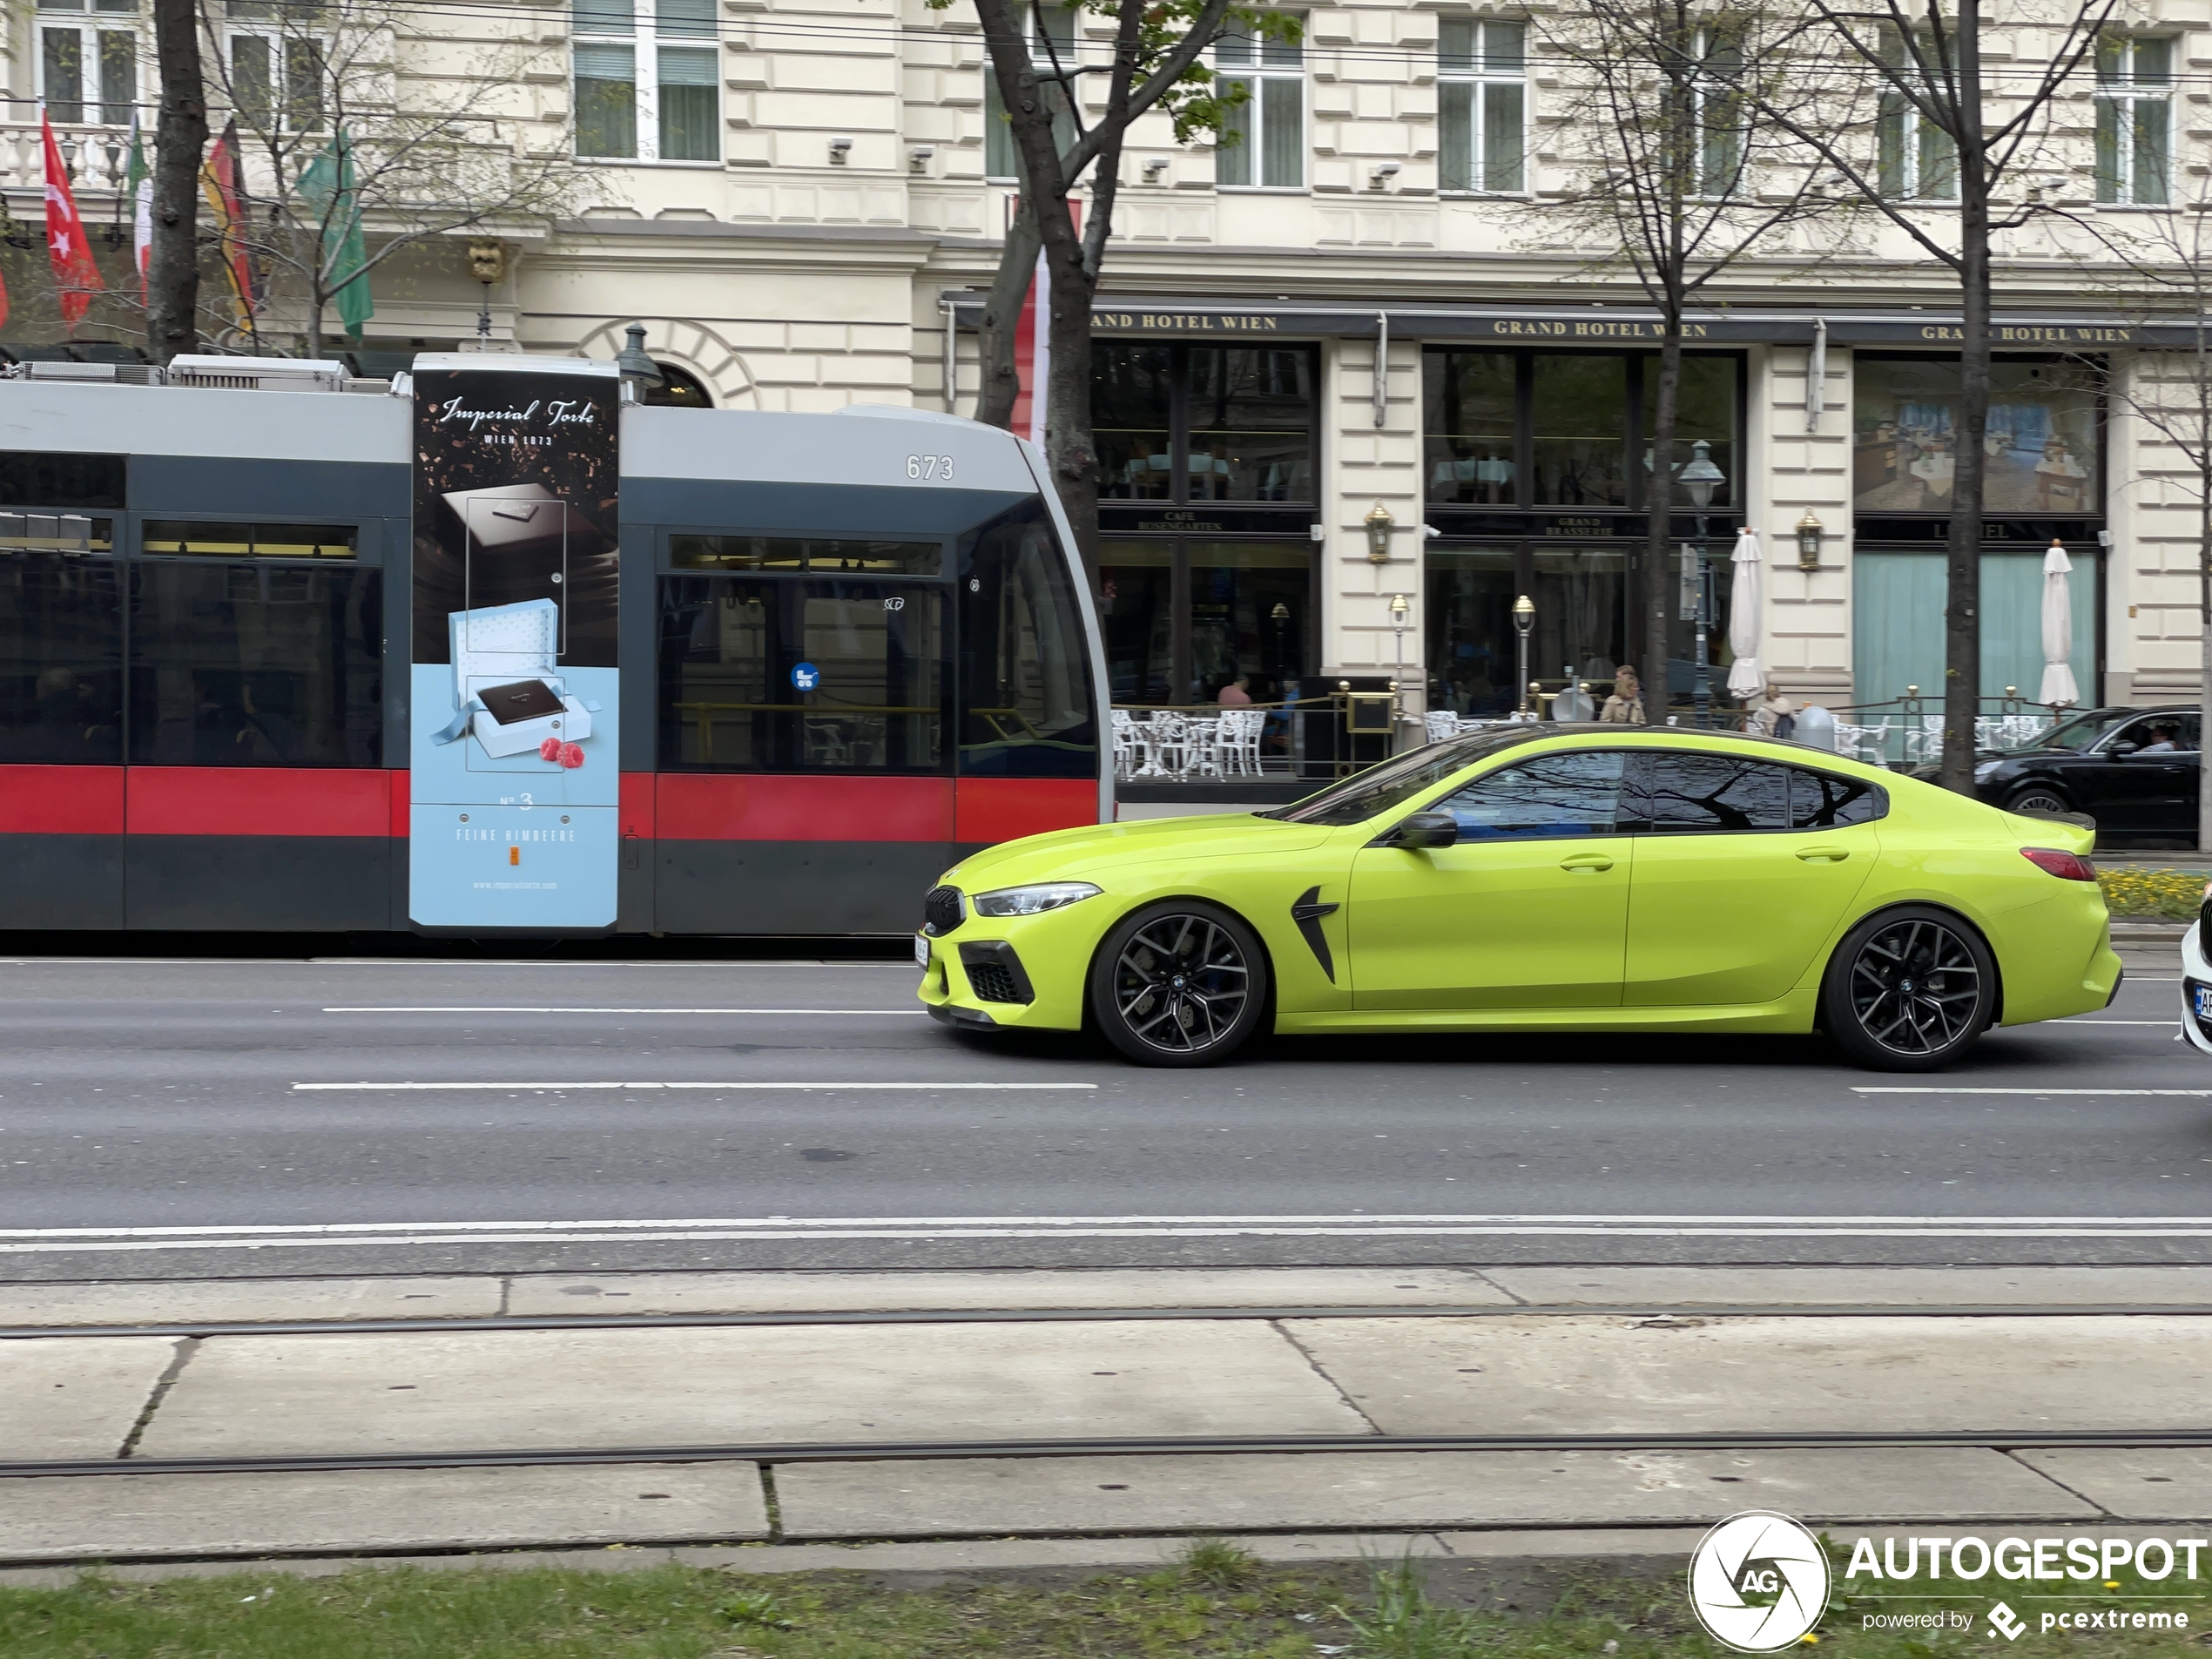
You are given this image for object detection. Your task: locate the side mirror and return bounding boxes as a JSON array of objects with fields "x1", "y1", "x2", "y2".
[
  {"x1": 1393, "y1": 811, "x2": 1459, "y2": 850},
  {"x1": 2111, "y1": 741, "x2": 2141, "y2": 758}
]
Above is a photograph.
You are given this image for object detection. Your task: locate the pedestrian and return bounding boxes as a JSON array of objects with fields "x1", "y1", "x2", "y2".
[
  {"x1": 1600, "y1": 664, "x2": 1644, "y2": 725},
  {"x1": 1749, "y1": 685, "x2": 1797, "y2": 738},
  {"x1": 1217, "y1": 674, "x2": 1253, "y2": 707}
]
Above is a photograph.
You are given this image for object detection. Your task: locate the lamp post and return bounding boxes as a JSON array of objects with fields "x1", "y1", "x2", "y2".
[
  {"x1": 1512, "y1": 592, "x2": 1534, "y2": 718},
  {"x1": 1678, "y1": 438, "x2": 1724, "y2": 540},
  {"x1": 1689, "y1": 545, "x2": 1713, "y2": 727},
  {"x1": 468, "y1": 240, "x2": 506, "y2": 347},
  {"x1": 1388, "y1": 592, "x2": 1410, "y2": 732},
  {"x1": 1796, "y1": 510, "x2": 1824, "y2": 572},
  {"x1": 616, "y1": 322, "x2": 664, "y2": 396}
]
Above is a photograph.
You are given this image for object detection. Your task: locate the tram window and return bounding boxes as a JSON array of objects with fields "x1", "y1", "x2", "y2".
[
  {"x1": 0, "y1": 513, "x2": 114, "y2": 556},
  {"x1": 0, "y1": 556, "x2": 123, "y2": 765},
  {"x1": 669, "y1": 535, "x2": 939, "y2": 577},
  {"x1": 127, "y1": 563, "x2": 382, "y2": 767},
  {"x1": 658, "y1": 577, "x2": 945, "y2": 772},
  {"x1": 0, "y1": 452, "x2": 125, "y2": 511},
  {"x1": 956, "y1": 500, "x2": 1098, "y2": 777},
  {"x1": 141, "y1": 522, "x2": 359, "y2": 559}
]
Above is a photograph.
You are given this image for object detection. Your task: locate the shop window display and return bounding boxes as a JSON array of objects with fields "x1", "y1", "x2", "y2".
[{"x1": 1852, "y1": 358, "x2": 2100, "y2": 515}]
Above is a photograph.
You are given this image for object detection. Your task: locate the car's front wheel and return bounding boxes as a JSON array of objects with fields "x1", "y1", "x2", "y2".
[
  {"x1": 1821, "y1": 905, "x2": 1996, "y2": 1071},
  {"x1": 1089, "y1": 900, "x2": 1268, "y2": 1067}
]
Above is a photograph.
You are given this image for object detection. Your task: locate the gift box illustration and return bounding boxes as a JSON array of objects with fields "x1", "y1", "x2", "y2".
[{"x1": 432, "y1": 597, "x2": 598, "y2": 759}]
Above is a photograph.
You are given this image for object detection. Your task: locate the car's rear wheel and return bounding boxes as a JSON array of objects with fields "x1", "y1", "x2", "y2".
[
  {"x1": 1821, "y1": 905, "x2": 1996, "y2": 1071},
  {"x1": 1089, "y1": 900, "x2": 1268, "y2": 1068},
  {"x1": 2006, "y1": 783, "x2": 2073, "y2": 817}
]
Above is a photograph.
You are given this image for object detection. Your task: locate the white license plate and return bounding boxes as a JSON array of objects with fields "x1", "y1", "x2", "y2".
[{"x1": 915, "y1": 934, "x2": 931, "y2": 968}]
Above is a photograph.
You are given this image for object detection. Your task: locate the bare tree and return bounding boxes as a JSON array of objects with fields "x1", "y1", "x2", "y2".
[
  {"x1": 1736, "y1": 0, "x2": 2116, "y2": 791},
  {"x1": 197, "y1": 0, "x2": 592, "y2": 359},
  {"x1": 146, "y1": 0, "x2": 207, "y2": 364},
  {"x1": 1544, "y1": 0, "x2": 1843, "y2": 722},
  {"x1": 956, "y1": 0, "x2": 1285, "y2": 570}
]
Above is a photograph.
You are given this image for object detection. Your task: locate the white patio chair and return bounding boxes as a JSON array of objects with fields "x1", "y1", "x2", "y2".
[{"x1": 1424, "y1": 709, "x2": 1460, "y2": 745}]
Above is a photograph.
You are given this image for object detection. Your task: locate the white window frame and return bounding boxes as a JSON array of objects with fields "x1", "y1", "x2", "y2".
[
  {"x1": 572, "y1": 0, "x2": 721, "y2": 166},
  {"x1": 36, "y1": 0, "x2": 140, "y2": 129},
  {"x1": 983, "y1": 3, "x2": 1079, "y2": 183},
  {"x1": 2095, "y1": 35, "x2": 2172, "y2": 206},
  {"x1": 224, "y1": 2, "x2": 328, "y2": 135},
  {"x1": 1437, "y1": 17, "x2": 1527, "y2": 195},
  {"x1": 1214, "y1": 17, "x2": 1305, "y2": 192},
  {"x1": 1689, "y1": 25, "x2": 1743, "y2": 201},
  {"x1": 1874, "y1": 28, "x2": 1958, "y2": 202}
]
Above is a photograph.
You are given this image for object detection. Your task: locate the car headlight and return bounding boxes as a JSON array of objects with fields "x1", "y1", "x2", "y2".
[
  {"x1": 971, "y1": 881, "x2": 1102, "y2": 918},
  {"x1": 1974, "y1": 760, "x2": 2006, "y2": 781}
]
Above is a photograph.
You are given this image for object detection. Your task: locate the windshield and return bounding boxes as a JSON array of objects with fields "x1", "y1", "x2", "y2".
[
  {"x1": 2022, "y1": 709, "x2": 2141, "y2": 753},
  {"x1": 1263, "y1": 728, "x2": 1546, "y2": 826}
]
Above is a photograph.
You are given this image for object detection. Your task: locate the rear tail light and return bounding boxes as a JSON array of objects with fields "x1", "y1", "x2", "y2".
[{"x1": 2021, "y1": 847, "x2": 2098, "y2": 880}]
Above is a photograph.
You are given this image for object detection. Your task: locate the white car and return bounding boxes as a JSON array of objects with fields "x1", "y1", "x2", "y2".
[{"x1": 2185, "y1": 901, "x2": 2212, "y2": 1055}]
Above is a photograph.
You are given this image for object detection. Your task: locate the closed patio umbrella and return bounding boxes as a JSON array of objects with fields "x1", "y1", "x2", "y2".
[
  {"x1": 2039, "y1": 538, "x2": 2079, "y2": 709},
  {"x1": 1724, "y1": 528, "x2": 1764, "y2": 701}
]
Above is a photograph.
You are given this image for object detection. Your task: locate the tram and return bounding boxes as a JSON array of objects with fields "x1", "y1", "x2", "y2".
[{"x1": 0, "y1": 354, "x2": 1109, "y2": 935}]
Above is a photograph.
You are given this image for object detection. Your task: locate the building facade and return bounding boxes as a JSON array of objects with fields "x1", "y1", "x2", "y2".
[{"x1": 5, "y1": 0, "x2": 2209, "y2": 732}]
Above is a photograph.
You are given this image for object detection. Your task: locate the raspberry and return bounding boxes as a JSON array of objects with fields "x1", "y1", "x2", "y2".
[
  {"x1": 557, "y1": 742, "x2": 585, "y2": 769},
  {"x1": 539, "y1": 737, "x2": 563, "y2": 762}
]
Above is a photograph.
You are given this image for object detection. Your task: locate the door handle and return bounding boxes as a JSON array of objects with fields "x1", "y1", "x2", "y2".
[
  {"x1": 1559, "y1": 853, "x2": 1614, "y2": 872},
  {"x1": 1795, "y1": 846, "x2": 1851, "y2": 862}
]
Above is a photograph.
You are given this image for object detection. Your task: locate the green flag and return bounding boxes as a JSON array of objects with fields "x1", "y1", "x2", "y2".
[{"x1": 298, "y1": 128, "x2": 372, "y2": 341}]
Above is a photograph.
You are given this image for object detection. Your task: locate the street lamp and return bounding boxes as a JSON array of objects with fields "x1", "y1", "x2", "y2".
[
  {"x1": 616, "y1": 321, "x2": 664, "y2": 395},
  {"x1": 1512, "y1": 592, "x2": 1535, "y2": 718},
  {"x1": 1365, "y1": 501, "x2": 1395, "y2": 564},
  {"x1": 1796, "y1": 510, "x2": 1824, "y2": 572},
  {"x1": 1678, "y1": 438, "x2": 1724, "y2": 539},
  {"x1": 468, "y1": 239, "x2": 505, "y2": 347},
  {"x1": 1389, "y1": 593, "x2": 1410, "y2": 728}
]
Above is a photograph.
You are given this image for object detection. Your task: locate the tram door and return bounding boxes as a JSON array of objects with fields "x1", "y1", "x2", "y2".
[{"x1": 407, "y1": 358, "x2": 624, "y2": 930}]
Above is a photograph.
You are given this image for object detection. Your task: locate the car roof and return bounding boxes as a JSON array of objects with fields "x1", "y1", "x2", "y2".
[{"x1": 1483, "y1": 723, "x2": 1871, "y2": 764}]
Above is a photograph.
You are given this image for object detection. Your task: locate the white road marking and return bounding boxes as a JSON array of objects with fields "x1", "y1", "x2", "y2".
[
  {"x1": 320, "y1": 1007, "x2": 922, "y2": 1015},
  {"x1": 289, "y1": 1081, "x2": 1093, "y2": 1092},
  {"x1": 3, "y1": 1212, "x2": 2208, "y2": 1255},
  {"x1": 2053, "y1": 1020, "x2": 2180, "y2": 1026},
  {"x1": 1854, "y1": 1087, "x2": 2212, "y2": 1096}
]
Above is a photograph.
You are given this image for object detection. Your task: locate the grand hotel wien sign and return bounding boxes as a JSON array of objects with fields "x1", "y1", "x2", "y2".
[{"x1": 948, "y1": 298, "x2": 2210, "y2": 347}]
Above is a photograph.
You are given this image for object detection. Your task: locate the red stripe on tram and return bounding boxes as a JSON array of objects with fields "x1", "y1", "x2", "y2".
[
  {"x1": 656, "y1": 774, "x2": 955, "y2": 843},
  {"x1": 0, "y1": 765, "x2": 126, "y2": 834},
  {"x1": 954, "y1": 778, "x2": 1099, "y2": 844},
  {"x1": 125, "y1": 767, "x2": 392, "y2": 838}
]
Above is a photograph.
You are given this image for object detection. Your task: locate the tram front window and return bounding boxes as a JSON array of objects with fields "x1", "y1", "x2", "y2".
[
  {"x1": 658, "y1": 577, "x2": 945, "y2": 772},
  {"x1": 127, "y1": 563, "x2": 383, "y2": 767},
  {"x1": 958, "y1": 501, "x2": 1098, "y2": 776}
]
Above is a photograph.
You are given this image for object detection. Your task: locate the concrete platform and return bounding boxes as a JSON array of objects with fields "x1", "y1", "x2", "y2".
[
  {"x1": 0, "y1": 1336, "x2": 177, "y2": 1460},
  {"x1": 771, "y1": 1447, "x2": 2095, "y2": 1538},
  {"x1": 1480, "y1": 1265, "x2": 2212, "y2": 1307},
  {"x1": 135, "y1": 1320, "x2": 1366, "y2": 1458},
  {"x1": 2012, "y1": 1447, "x2": 2212, "y2": 1521},
  {"x1": 0, "y1": 1462, "x2": 772, "y2": 1562},
  {"x1": 1282, "y1": 1314, "x2": 2212, "y2": 1433}
]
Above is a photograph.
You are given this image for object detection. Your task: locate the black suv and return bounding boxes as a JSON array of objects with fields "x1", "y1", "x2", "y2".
[{"x1": 1923, "y1": 704, "x2": 2201, "y2": 843}]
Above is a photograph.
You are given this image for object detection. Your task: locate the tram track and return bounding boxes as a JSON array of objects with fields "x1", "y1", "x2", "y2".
[
  {"x1": 8, "y1": 1426, "x2": 2212, "y2": 1482},
  {"x1": 10, "y1": 1300, "x2": 2212, "y2": 1340}
]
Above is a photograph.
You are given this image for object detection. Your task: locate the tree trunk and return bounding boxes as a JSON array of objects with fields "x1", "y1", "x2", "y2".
[
  {"x1": 1643, "y1": 327, "x2": 1683, "y2": 727},
  {"x1": 2199, "y1": 470, "x2": 2210, "y2": 853},
  {"x1": 1939, "y1": 0, "x2": 1989, "y2": 793},
  {"x1": 974, "y1": 199, "x2": 1039, "y2": 431},
  {"x1": 1040, "y1": 202, "x2": 1100, "y2": 579},
  {"x1": 146, "y1": 0, "x2": 207, "y2": 366}
]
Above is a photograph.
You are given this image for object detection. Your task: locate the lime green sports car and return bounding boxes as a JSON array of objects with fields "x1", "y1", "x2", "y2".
[{"x1": 916, "y1": 725, "x2": 2121, "y2": 1069}]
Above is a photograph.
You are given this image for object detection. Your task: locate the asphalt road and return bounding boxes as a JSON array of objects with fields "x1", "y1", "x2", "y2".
[{"x1": 1, "y1": 944, "x2": 2208, "y2": 1278}]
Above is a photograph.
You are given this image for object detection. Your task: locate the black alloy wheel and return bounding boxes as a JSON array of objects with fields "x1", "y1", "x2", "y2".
[
  {"x1": 2006, "y1": 784, "x2": 2074, "y2": 818},
  {"x1": 1089, "y1": 900, "x2": 1269, "y2": 1067},
  {"x1": 1821, "y1": 905, "x2": 1996, "y2": 1071}
]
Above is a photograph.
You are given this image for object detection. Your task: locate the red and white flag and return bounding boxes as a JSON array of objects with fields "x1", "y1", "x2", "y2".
[
  {"x1": 42, "y1": 108, "x2": 105, "y2": 328},
  {"x1": 1010, "y1": 199, "x2": 1081, "y2": 448}
]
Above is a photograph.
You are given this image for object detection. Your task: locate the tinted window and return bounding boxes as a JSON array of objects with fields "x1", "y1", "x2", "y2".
[
  {"x1": 1790, "y1": 767, "x2": 1883, "y2": 829},
  {"x1": 128, "y1": 563, "x2": 382, "y2": 766},
  {"x1": 0, "y1": 556, "x2": 122, "y2": 764},
  {"x1": 658, "y1": 577, "x2": 944, "y2": 772},
  {"x1": 0, "y1": 452, "x2": 125, "y2": 510},
  {"x1": 2114, "y1": 714, "x2": 2198, "y2": 752},
  {"x1": 1630, "y1": 752, "x2": 1791, "y2": 832},
  {"x1": 957, "y1": 501, "x2": 1097, "y2": 778},
  {"x1": 669, "y1": 535, "x2": 939, "y2": 576},
  {"x1": 1268, "y1": 728, "x2": 1541, "y2": 825},
  {"x1": 1433, "y1": 750, "x2": 1622, "y2": 839},
  {"x1": 141, "y1": 522, "x2": 359, "y2": 559}
]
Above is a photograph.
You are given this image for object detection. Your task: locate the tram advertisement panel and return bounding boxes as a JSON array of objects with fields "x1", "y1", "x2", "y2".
[{"x1": 408, "y1": 362, "x2": 621, "y2": 929}]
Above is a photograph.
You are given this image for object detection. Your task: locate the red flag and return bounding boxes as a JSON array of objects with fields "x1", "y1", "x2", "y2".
[
  {"x1": 201, "y1": 121, "x2": 261, "y2": 333},
  {"x1": 41, "y1": 109, "x2": 105, "y2": 329}
]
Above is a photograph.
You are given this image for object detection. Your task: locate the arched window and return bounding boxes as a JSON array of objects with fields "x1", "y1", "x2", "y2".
[{"x1": 644, "y1": 362, "x2": 712, "y2": 408}]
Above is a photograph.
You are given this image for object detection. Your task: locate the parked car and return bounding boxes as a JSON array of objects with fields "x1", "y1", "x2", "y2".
[
  {"x1": 919, "y1": 725, "x2": 2121, "y2": 1071},
  {"x1": 1920, "y1": 705, "x2": 2202, "y2": 845}
]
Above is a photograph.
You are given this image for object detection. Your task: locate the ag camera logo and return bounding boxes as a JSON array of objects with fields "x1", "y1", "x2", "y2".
[{"x1": 1689, "y1": 1511, "x2": 1833, "y2": 1652}]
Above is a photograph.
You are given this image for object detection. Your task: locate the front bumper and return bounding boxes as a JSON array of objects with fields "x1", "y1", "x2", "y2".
[
  {"x1": 2182, "y1": 922, "x2": 2212, "y2": 1055},
  {"x1": 915, "y1": 899, "x2": 1097, "y2": 1031}
]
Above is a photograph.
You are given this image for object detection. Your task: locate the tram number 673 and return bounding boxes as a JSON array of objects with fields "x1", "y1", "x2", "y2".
[{"x1": 905, "y1": 454, "x2": 954, "y2": 481}]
